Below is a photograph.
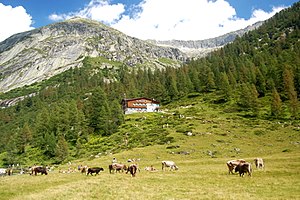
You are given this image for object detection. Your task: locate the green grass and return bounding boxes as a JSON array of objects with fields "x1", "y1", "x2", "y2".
[
  {"x1": 1, "y1": 94, "x2": 299, "y2": 199},
  {"x1": 0, "y1": 150, "x2": 299, "y2": 200}
]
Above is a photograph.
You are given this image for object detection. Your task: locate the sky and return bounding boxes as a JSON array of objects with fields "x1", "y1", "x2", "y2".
[{"x1": 0, "y1": 0, "x2": 299, "y2": 42}]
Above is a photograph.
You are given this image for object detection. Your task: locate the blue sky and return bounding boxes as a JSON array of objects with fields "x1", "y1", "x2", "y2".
[{"x1": 0, "y1": 0, "x2": 298, "y2": 42}]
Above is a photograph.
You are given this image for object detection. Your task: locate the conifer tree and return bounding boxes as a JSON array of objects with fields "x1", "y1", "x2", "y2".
[
  {"x1": 148, "y1": 69, "x2": 167, "y2": 101},
  {"x1": 85, "y1": 87, "x2": 111, "y2": 136},
  {"x1": 283, "y1": 67, "x2": 299, "y2": 118},
  {"x1": 206, "y1": 68, "x2": 216, "y2": 91},
  {"x1": 165, "y1": 67, "x2": 179, "y2": 100},
  {"x1": 15, "y1": 122, "x2": 32, "y2": 154},
  {"x1": 271, "y1": 88, "x2": 283, "y2": 118},
  {"x1": 219, "y1": 72, "x2": 232, "y2": 100},
  {"x1": 189, "y1": 67, "x2": 201, "y2": 92},
  {"x1": 255, "y1": 68, "x2": 267, "y2": 97},
  {"x1": 55, "y1": 135, "x2": 69, "y2": 163},
  {"x1": 239, "y1": 83, "x2": 259, "y2": 114},
  {"x1": 110, "y1": 99, "x2": 125, "y2": 133}
]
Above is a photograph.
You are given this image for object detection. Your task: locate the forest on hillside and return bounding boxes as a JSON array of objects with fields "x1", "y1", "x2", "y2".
[{"x1": 0, "y1": 2, "x2": 299, "y2": 166}]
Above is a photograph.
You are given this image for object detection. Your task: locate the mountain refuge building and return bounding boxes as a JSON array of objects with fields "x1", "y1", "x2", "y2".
[{"x1": 121, "y1": 97, "x2": 160, "y2": 114}]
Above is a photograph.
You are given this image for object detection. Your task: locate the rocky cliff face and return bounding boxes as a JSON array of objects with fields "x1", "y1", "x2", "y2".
[
  {"x1": 0, "y1": 17, "x2": 187, "y2": 93},
  {"x1": 149, "y1": 21, "x2": 263, "y2": 57}
]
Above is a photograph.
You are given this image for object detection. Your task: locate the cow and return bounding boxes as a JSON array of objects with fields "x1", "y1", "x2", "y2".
[
  {"x1": 126, "y1": 164, "x2": 138, "y2": 177},
  {"x1": 31, "y1": 166, "x2": 48, "y2": 175},
  {"x1": 226, "y1": 159, "x2": 246, "y2": 174},
  {"x1": 109, "y1": 163, "x2": 127, "y2": 174},
  {"x1": 254, "y1": 158, "x2": 264, "y2": 169},
  {"x1": 144, "y1": 165, "x2": 157, "y2": 172},
  {"x1": 235, "y1": 162, "x2": 252, "y2": 177},
  {"x1": 6, "y1": 168, "x2": 13, "y2": 176},
  {"x1": 87, "y1": 167, "x2": 104, "y2": 176},
  {"x1": 162, "y1": 161, "x2": 178, "y2": 171},
  {"x1": 0, "y1": 168, "x2": 7, "y2": 176},
  {"x1": 79, "y1": 165, "x2": 88, "y2": 174}
]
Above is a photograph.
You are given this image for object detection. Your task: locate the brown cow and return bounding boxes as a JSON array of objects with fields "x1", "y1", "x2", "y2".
[
  {"x1": 226, "y1": 159, "x2": 246, "y2": 174},
  {"x1": 6, "y1": 168, "x2": 13, "y2": 176},
  {"x1": 235, "y1": 162, "x2": 252, "y2": 177},
  {"x1": 126, "y1": 164, "x2": 138, "y2": 177},
  {"x1": 87, "y1": 167, "x2": 104, "y2": 176},
  {"x1": 31, "y1": 166, "x2": 48, "y2": 175},
  {"x1": 254, "y1": 158, "x2": 264, "y2": 169},
  {"x1": 109, "y1": 163, "x2": 127, "y2": 174}
]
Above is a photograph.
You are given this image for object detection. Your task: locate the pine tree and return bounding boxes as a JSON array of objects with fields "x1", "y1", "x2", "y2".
[
  {"x1": 239, "y1": 83, "x2": 259, "y2": 114},
  {"x1": 15, "y1": 122, "x2": 32, "y2": 154},
  {"x1": 219, "y1": 72, "x2": 232, "y2": 100},
  {"x1": 44, "y1": 132, "x2": 57, "y2": 158},
  {"x1": 189, "y1": 67, "x2": 201, "y2": 92},
  {"x1": 55, "y1": 135, "x2": 69, "y2": 163},
  {"x1": 206, "y1": 68, "x2": 216, "y2": 91},
  {"x1": 85, "y1": 87, "x2": 111, "y2": 136},
  {"x1": 110, "y1": 99, "x2": 124, "y2": 133},
  {"x1": 255, "y1": 68, "x2": 267, "y2": 97},
  {"x1": 165, "y1": 67, "x2": 179, "y2": 100},
  {"x1": 283, "y1": 67, "x2": 299, "y2": 118},
  {"x1": 271, "y1": 88, "x2": 283, "y2": 118},
  {"x1": 148, "y1": 69, "x2": 167, "y2": 101}
]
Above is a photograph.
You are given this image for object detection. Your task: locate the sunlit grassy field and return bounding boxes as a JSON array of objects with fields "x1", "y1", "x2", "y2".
[
  {"x1": 0, "y1": 150, "x2": 299, "y2": 200},
  {"x1": 1, "y1": 94, "x2": 299, "y2": 200}
]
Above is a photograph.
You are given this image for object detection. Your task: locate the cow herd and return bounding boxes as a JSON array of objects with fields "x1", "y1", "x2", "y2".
[
  {"x1": 0, "y1": 157, "x2": 264, "y2": 178},
  {"x1": 226, "y1": 157, "x2": 264, "y2": 177}
]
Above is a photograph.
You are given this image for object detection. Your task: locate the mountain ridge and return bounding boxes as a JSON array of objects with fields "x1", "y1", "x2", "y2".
[
  {"x1": 149, "y1": 21, "x2": 263, "y2": 57},
  {"x1": 0, "y1": 17, "x2": 187, "y2": 93}
]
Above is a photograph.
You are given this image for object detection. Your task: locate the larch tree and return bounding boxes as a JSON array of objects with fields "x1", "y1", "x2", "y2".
[
  {"x1": 271, "y1": 88, "x2": 283, "y2": 118},
  {"x1": 283, "y1": 67, "x2": 299, "y2": 118}
]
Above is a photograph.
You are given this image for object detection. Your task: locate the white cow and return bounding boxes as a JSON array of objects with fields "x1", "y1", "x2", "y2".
[
  {"x1": 0, "y1": 168, "x2": 7, "y2": 176},
  {"x1": 254, "y1": 158, "x2": 264, "y2": 169},
  {"x1": 162, "y1": 161, "x2": 178, "y2": 171}
]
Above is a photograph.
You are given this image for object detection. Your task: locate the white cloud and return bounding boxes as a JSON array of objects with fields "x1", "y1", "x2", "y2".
[
  {"x1": 49, "y1": 0, "x2": 125, "y2": 24},
  {"x1": 49, "y1": 0, "x2": 286, "y2": 41},
  {"x1": 49, "y1": 13, "x2": 68, "y2": 21},
  {"x1": 113, "y1": 0, "x2": 286, "y2": 40},
  {"x1": 0, "y1": 3, "x2": 34, "y2": 42}
]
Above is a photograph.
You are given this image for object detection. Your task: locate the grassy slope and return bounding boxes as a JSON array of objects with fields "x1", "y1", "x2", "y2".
[{"x1": 1, "y1": 94, "x2": 299, "y2": 200}]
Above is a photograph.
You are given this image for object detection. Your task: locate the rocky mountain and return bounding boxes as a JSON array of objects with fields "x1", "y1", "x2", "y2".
[
  {"x1": 0, "y1": 17, "x2": 187, "y2": 93},
  {"x1": 0, "y1": 17, "x2": 263, "y2": 94},
  {"x1": 149, "y1": 21, "x2": 263, "y2": 57}
]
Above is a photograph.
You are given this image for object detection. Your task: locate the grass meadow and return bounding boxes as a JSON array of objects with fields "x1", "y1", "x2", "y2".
[{"x1": 1, "y1": 94, "x2": 299, "y2": 200}]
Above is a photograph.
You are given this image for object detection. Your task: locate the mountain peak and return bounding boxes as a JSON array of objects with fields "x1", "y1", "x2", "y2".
[{"x1": 0, "y1": 18, "x2": 187, "y2": 93}]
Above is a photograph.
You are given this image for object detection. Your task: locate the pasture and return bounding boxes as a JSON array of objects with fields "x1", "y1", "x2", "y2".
[
  {"x1": 0, "y1": 148, "x2": 299, "y2": 199},
  {"x1": 1, "y1": 94, "x2": 300, "y2": 199}
]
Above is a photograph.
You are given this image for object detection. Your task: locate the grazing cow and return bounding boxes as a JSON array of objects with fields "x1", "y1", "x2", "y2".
[
  {"x1": 87, "y1": 167, "x2": 104, "y2": 176},
  {"x1": 79, "y1": 165, "x2": 88, "y2": 174},
  {"x1": 235, "y1": 162, "x2": 252, "y2": 177},
  {"x1": 0, "y1": 168, "x2": 7, "y2": 176},
  {"x1": 126, "y1": 164, "x2": 138, "y2": 177},
  {"x1": 254, "y1": 158, "x2": 264, "y2": 169},
  {"x1": 31, "y1": 166, "x2": 48, "y2": 175},
  {"x1": 109, "y1": 163, "x2": 127, "y2": 174},
  {"x1": 162, "y1": 161, "x2": 178, "y2": 171},
  {"x1": 6, "y1": 168, "x2": 13, "y2": 176},
  {"x1": 226, "y1": 159, "x2": 246, "y2": 174}
]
